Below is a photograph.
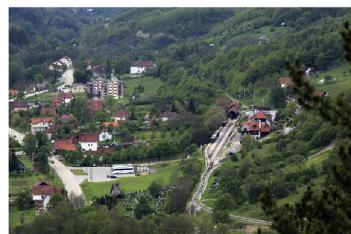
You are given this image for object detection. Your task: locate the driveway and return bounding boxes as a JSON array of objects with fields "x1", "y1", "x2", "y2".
[
  {"x1": 49, "y1": 156, "x2": 83, "y2": 198},
  {"x1": 9, "y1": 128, "x2": 25, "y2": 145}
]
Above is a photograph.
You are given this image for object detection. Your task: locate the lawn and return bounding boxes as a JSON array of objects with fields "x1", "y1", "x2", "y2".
[
  {"x1": 9, "y1": 157, "x2": 63, "y2": 195},
  {"x1": 310, "y1": 64, "x2": 351, "y2": 98},
  {"x1": 71, "y1": 169, "x2": 87, "y2": 176},
  {"x1": 122, "y1": 76, "x2": 162, "y2": 98},
  {"x1": 24, "y1": 92, "x2": 56, "y2": 103},
  {"x1": 9, "y1": 208, "x2": 36, "y2": 230},
  {"x1": 81, "y1": 161, "x2": 181, "y2": 202}
]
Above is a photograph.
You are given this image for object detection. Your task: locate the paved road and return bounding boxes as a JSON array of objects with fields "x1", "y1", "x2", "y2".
[
  {"x1": 9, "y1": 128, "x2": 25, "y2": 145},
  {"x1": 49, "y1": 156, "x2": 83, "y2": 199}
]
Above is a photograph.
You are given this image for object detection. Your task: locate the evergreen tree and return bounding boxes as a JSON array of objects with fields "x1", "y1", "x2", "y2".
[{"x1": 134, "y1": 196, "x2": 153, "y2": 219}]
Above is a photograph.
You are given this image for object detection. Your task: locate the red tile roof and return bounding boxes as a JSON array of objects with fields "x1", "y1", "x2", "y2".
[
  {"x1": 112, "y1": 111, "x2": 129, "y2": 118},
  {"x1": 242, "y1": 120, "x2": 272, "y2": 133},
  {"x1": 54, "y1": 138, "x2": 77, "y2": 151},
  {"x1": 40, "y1": 106, "x2": 56, "y2": 116},
  {"x1": 59, "y1": 92, "x2": 74, "y2": 99},
  {"x1": 59, "y1": 114, "x2": 76, "y2": 123},
  {"x1": 254, "y1": 112, "x2": 267, "y2": 119},
  {"x1": 32, "y1": 181, "x2": 61, "y2": 196},
  {"x1": 88, "y1": 100, "x2": 104, "y2": 112},
  {"x1": 160, "y1": 111, "x2": 179, "y2": 119},
  {"x1": 278, "y1": 77, "x2": 291, "y2": 86},
  {"x1": 131, "y1": 61, "x2": 156, "y2": 67},
  {"x1": 79, "y1": 133, "x2": 99, "y2": 142},
  {"x1": 10, "y1": 102, "x2": 28, "y2": 109},
  {"x1": 102, "y1": 121, "x2": 119, "y2": 128},
  {"x1": 9, "y1": 89, "x2": 19, "y2": 96},
  {"x1": 31, "y1": 117, "x2": 55, "y2": 125}
]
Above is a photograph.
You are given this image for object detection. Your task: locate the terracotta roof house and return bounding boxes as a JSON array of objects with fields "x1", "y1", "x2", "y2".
[
  {"x1": 102, "y1": 121, "x2": 119, "y2": 128},
  {"x1": 30, "y1": 117, "x2": 55, "y2": 134},
  {"x1": 32, "y1": 181, "x2": 62, "y2": 215},
  {"x1": 9, "y1": 89, "x2": 19, "y2": 97},
  {"x1": 54, "y1": 138, "x2": 77, "y2": 151},
  {"x1": 88, "y1": 100, "x2": 104, "y2": 113},
  {"x1": 58, "y1": 92, "x2": 74, "y2": 103},
  {"x1": 315, "y1": 90, "x2": 328, "y2": 97},
  {"x1": 278, "y1": 77, "x2": 291, "y2": 88},
  {"x1": 59, "y1": 114, "x2": 76, "y2": 124},
  {"x1": 40, "y1": 106, "x2": 56, "y2": 116},
  {"x1": 241, "y1": 119, "x2": 272, "y2": 139},
  {"x1": 112, "y1": 111, "x2": 129, "y2": 121},
  {"x1": 227, "y1": 100, "x2": 240, "y2": 119},
  {"x1": 79, "y1": 133, "x2": 99, "y2": 152},
  {"x1": 10, "y1": 102, "x2": 28, "y2": 112},
  {"x1": 160, "y1": 111, "x2": 179, "y2": 121},
  {"x1": 130, "y1": 61, "x2": 156, "y2": 75}
]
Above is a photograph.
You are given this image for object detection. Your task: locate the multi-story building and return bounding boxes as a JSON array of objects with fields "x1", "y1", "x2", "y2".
[
  {"x1": 87, "y1": 77, "x2": 124, "y2": 99},
  {"x1": 107, "y1": 77, "x2": 124, "y2": 99}
]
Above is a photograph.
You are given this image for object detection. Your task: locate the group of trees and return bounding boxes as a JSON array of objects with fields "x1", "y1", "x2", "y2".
[{"x1": 23, "y1": 132, "x2": 50, "y2": 173}]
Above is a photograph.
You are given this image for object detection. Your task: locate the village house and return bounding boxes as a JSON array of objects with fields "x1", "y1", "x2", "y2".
[
  {"x1": 315, "y1": 90, "x2": 328, "y2": 97},
  {"x1": 241, "y1": 112, "x2": 272, "y2": 139},
  {"x1": 227, "y1": 100, "x2": 240, "y2": 119},
  {"x1": 71, "y1": 83, "x2": 87, "y2": 93},
  {"x1": 59, "y1": 92, "x2": 74, "y2": 103},
  {"x1": 79, "y1": 133, "x2": 99, "y2": 152},
  {"x1": 99, "y1": 129, "x2": 113, "y2": 141},
  {"x1": 160, "y1": 111, "x2": 179, "y2": 121},
  {"x1": 27, "y1": 102, "x2": 40, "y2": 109},
  {"x1": 10, "y1": 102, "x2": 29, "y2": 112},
  {"x1": 112, "y1": 110, "x2": 129, "y2": 121},
  {"x1": 90, "y1": 64, "x2": 107, "y2": 77},
  {"x1": 40, "y1": 106, "x2": 56, "y2": 116},
  {"x1": 130, "y1": 61, "x2": 156, "y2": 75},
  {"x1": 30, "y1": 117, "x2": 55, "y2": 134},
  {"x1": 54, "y1": 138, "x2": 77, "y2": 152},
  {"x1": 278, "y1": 77, "x2": 291, "y2": 88},
  {"x1": 58, "y1": 114, "x2": 77, "y2": 124},
  {"x1": 88, "y1": 99, "x2": 104, "y2": 113},
  {"x1": 9, "y1": 89, "x2": 19, "y2": 97},
  {"x1": 102, "y1": 121, "x2": 119, "y2": 128},
  {"x1": 32, "y1": 181, "x2": 62, "y2": 215}
]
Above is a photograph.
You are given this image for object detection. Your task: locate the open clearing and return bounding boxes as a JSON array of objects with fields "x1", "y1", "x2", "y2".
[{"x1": 80, "y1": 161, "x2": 181, "y2": 202}]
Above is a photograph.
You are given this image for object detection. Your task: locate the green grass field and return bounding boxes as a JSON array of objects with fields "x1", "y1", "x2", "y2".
[
  {"x1": 122, "y1": 76, "x2": 162, "y2": 98},
  {"x1": 310, "y1": 64, "x2": 351, "y2": 98},
  {"x1": 9, "y1": 157, "x2": 63, "y2": 195},
  {"x1": 71, "y1": 169, "x2": 87, "y2": 176},
  {"x1": 9, "y1": 208, "x2": 36, "y2": 230},
  {"x1": 24, "y1": 92, "x2": 56, "y2": 103},
  {"x1": 80, "y1": 161, "x2": 181, "y2": 202}
]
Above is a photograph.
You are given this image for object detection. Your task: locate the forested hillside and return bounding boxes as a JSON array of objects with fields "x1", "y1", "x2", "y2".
[{"x1": 10, "y1": 8, "x2": 351, "y2": 106}]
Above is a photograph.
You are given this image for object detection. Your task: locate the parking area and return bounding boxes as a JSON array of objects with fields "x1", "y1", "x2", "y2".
[{"x1": 67, "y1": 166, "x2": 135, "y2": 182}]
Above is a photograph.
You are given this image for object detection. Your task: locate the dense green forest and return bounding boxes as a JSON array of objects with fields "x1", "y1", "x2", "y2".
[{"x1": 9, "y1": 8, "x2": 351, "y2": 106}]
